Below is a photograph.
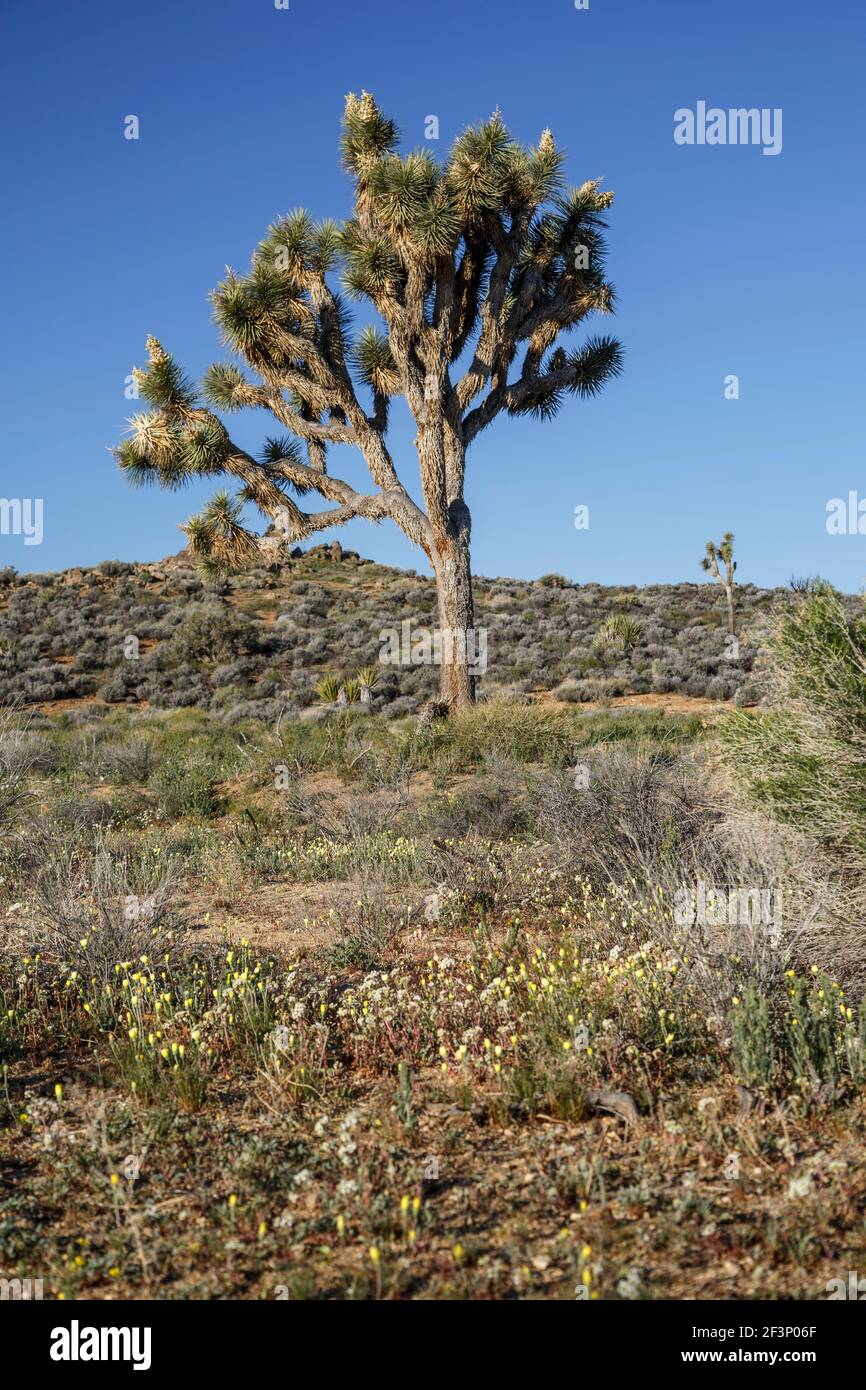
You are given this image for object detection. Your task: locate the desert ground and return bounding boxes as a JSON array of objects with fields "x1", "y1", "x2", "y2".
[{"x1": 2, "y1": 553, "x2": 865, "y2": 1300}]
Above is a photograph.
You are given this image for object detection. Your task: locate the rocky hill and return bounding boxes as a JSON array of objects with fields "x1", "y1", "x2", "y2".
[{"x1": 0, "y1": 546, "x2": 787, "y2": 722}]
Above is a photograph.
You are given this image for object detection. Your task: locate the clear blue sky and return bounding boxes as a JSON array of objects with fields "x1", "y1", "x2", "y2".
[{"x1": 1, "y1": 0, "x2": 864, "y2": 588}]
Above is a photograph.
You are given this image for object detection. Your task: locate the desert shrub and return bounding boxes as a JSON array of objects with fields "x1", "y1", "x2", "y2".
[
  {"x1": 421, "y1": 700, "x2": 574, "y2": 770},
  {"x1": 222, "y1": 696, "x2": 295, "y2": 725},
  {"x1": 96, "y1": 735, "x2": 156, "y2": 784},
  {"x1": 384, "y1": 695, "x2": 417, "y2": 720},
  {"x1": 426, "y1": 835, "x2": 566, "y2": 926},
  {"x1": 734, "y1": 680, "x2": 762, "y2": 707},
  {"x1": 557, "y1": 677, "x2": 620, "y2": 703},
  {"x1": 25, "y1": 831, "x2": 184, "y2": 989},
  {"x1": 97, "y1": 670, "x2": 140, "y2": 703},
  {"x1": 0, "y1": 724, "x2": 58, "y2": 777},
  {"x1": 425, "y1": 782, "x2": 528, "y2": 841},
  {"x1": 324, "y1": 880, "x2": 416, "y2": 969},
  {"x1": 719, "y1": 586, "x2": 866, "y2": 853},
  {"x1": 529, "y1": 744, "x2": 716, "y2": 888},
  {"x1": 168, "y1": 604, "x2": 254, "y2": 665},
  {"x1": 150, "y1": 755, "x2": 215, "y2": 819},
  {"x1": 209, "y1": 683, "x2": 243, "y2": 710},
  {"x1": 704, "y1": 675, "x2": 734, "y2": 701},
  {"x1": 147, "y1": 674, "x2": 212, "y2": 709},
  {"x1": 25, "y1": 795, "x2": 116, "y2": 844},
  {"x1": 0, "y1": 705, "x2": 39, "y2": 828}
]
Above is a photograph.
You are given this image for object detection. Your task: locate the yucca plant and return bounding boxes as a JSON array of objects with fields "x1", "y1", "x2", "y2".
[
  {"x1": 356, "y1": 664, "x2": 380, "y2": 702},
  {"x1": 315, "y1": 675, "x2": 341, "y2": 704},
  {"x1": 598, "y1": 614, "x2": 642, "y2": 655},
  {"x1": 113, "y1": 93, "x2": 622, "y2": 710}
]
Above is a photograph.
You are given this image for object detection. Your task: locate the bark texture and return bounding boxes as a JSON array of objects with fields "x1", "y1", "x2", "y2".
[{"x1": 433, "y1": 500, "x2": 476, "y2": 709}]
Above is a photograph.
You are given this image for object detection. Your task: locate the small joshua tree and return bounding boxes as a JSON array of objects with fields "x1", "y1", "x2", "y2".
[
  {"x1": 113, "y1": 93, "x2": 622, "y2": 710},
  {"x1": 701, "y1": 533, "x2": 737, "y2": 637}
]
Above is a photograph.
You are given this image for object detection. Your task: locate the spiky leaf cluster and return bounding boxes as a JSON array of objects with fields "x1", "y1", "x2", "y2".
[{"x1": 181, "y1": 491, "x2": 260, "y2": 575}]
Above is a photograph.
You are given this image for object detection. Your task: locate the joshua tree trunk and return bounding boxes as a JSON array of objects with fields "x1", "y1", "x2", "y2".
[
  {"x1": 432, "y1": 501, "x2": 476, "y2": 711},
  {"x1": 725, "y1": 585, "x2": 735, "y2": 638}
]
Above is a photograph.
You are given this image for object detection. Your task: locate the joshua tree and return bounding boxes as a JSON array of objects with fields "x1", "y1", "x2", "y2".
[
  {"x1": 114, "y1": 93, "x2": 623, "y2": 710},
  {"x1": 701, "y1": 533, "x2": 737, "y2": 637}
]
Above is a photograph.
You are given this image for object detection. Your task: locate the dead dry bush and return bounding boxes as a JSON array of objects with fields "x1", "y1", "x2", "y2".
[
  {"x1": 312, "y1": 788, "x2": 408, "y2": 843},
  {"x1": 419, "y1": 752, "x2": 529, "y2": 841},
  {"x1": 530, "y1": 745, "x2": 866, "y2": 998},
  {"x1": 0, "y1": 704, "x2": 41, "y2": 829},
  {"x1": 710, "y1": 808, "x2": 866, "y2": 997},
  {"x1": 427, "y1": 833, "x2": 561, "y2": 925},
  {"x1": 276, "y1": 771, "x2": 413, "y2": 844},
  {"x1": 23, "y1": 829, "x2": 186, "y2": 986},
  {"x1": 324, "y1": 877, "x2": 418, "y2": 968},
  {"x1": 529, "y1": 743, "x2": 719, "y2": 889}
]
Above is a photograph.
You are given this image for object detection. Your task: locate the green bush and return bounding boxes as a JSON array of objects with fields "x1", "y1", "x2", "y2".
[
  {"x1": 729, "y1": 986, "x2": 776, "y2": 1088},
  {"x1": 168, "y1": 604, "x2": 253, "y2": 665},
  {"x1": 151, "y1": 756, "x2": 215, "y2": 819},
  {"x1": 720, "y1": 585, "x2": 866, "y2": 851},
  {"x1": 728, "y1": 972, "x2": 866, "y2": 1102},
  {"x1": 420, "y1": 701, "x2": 575, "y2": 769}
]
